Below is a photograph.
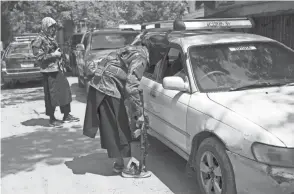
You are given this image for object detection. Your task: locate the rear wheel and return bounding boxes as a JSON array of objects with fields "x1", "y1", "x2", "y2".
[{"x1": 195, "y1": 137, "x2": 236, "y2": 194}]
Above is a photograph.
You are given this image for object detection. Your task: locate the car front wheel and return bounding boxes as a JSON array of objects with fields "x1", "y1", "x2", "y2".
[{"x1": 195, "y1": 137, "x2": 236, "y2": 194}]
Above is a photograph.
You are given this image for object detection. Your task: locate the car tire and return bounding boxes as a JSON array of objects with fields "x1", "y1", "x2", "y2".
[
  {"x1": 78, "y1": 76, "x2": 84, "y2": 88},
  {"x1": 195, "y1": 137, "x2": 236, "y2": 194}
]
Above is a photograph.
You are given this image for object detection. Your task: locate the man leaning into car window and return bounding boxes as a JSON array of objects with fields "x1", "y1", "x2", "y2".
[{"x1": 82, "y1": 33, "x2": 159, "y2": 178}]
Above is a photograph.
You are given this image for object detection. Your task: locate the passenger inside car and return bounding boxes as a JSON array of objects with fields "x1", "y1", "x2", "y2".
[{"x1": 164, "y1": 53, "x2": 184, "y2": 77}]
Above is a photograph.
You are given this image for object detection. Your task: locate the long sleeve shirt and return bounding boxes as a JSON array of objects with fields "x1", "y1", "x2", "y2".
[
  {"x1": 85, "y1": 45, "x2": 149, "y2": 118},
  {"x1": 31, "y1": 34, "x2": 60, "y2": 72}
]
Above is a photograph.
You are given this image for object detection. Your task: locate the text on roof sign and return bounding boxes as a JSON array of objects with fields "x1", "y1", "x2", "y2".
[
  {"x1": 229, "y1": 46, "x2": 257, "y2": 51},
  {"x1": 207, "y1": 21, "x2": 231, "y2": 28}
]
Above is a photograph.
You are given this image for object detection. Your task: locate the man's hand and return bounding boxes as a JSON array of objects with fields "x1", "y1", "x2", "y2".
[
  {"x1": 135, "y1": 114, "x2": 145, "y2": 128},
  {"x1": 135, "y1": 114, "x2": 149, "y2": 128}
]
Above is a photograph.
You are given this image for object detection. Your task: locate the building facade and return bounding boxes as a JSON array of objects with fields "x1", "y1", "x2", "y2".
[{"x1": 184, "y1": 1, "x2": 294, "y2": 49}]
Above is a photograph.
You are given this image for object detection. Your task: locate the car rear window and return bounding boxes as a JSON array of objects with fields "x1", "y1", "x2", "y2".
[
  {"x1": 91, "y1": 33, "x2": 138, "y2": 50},
  {"x1": 6, "y1": 43, "x2": 33, "y2": 57}
]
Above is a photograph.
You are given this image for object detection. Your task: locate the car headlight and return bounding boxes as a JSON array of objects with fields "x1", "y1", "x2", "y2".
[{"x1": 252, "y1": 142, "x2": 294, "y2": 167}]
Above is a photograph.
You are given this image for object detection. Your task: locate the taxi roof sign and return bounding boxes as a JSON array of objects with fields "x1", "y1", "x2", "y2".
[
  {"x1": 141, "y1": 18, "x2": 254, "y2": 30},
  {"x1": 119, "y1": 24, "x2": 141, "y2": 31}
]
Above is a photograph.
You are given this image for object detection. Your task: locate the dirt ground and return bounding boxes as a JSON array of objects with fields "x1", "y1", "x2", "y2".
[{"x1": 1, "y1": 77, "x2": 199, "y2": 194}]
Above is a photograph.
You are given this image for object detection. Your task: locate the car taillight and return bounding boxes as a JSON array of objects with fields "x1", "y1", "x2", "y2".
[
  {"x1": 1, "y1": 60, "x2": 6, "y2": 71},
  {"x1": 252, "y1": 142, "x2": 294, "y2": 167}
]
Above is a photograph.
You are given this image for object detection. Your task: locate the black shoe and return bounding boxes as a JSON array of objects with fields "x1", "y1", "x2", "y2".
[
  {"x1": 63, "y1": 114, "x2": 80, "y2": 123},
  {"x1": 49, "y1": 119, "x2": 63, "y2": 127}
]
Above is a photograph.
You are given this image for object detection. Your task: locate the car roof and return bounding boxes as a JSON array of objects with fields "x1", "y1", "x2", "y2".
[
  {"x1": 91, "y1": 29, "x2": 139, "y2": 34},
  {"x1": 175, "y1": 32, "x2": 274, "y2": 51},
  {"x1": 142, "y1": 29, "x2": 275, "y2": 52}
]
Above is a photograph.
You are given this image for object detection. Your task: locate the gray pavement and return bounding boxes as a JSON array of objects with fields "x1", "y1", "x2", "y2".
[{"x1": 1, "y1": 77, "x2": 199, "y2": 194}]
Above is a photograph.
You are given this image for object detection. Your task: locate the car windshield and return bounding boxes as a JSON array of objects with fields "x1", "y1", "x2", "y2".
[
  {"x1": 6, "y1": 43, "x2": 33, "y2": 58},
  {"x1": 189, "y1": 42, "x2": 294, "y2": 92},
  {"x1": 91, "y1": 33, "x2": 138, "y2": 50}
]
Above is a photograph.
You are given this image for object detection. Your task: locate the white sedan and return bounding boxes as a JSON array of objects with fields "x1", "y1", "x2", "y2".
[{"x1": 140, "y1": 29, "x2": 294, "y2": 194}]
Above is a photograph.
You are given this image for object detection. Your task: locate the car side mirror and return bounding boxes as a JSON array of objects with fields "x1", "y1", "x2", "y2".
[
  {"x1": 163, "y1": 76, "x2": 189, "y2": 92},
  {"x1": 76, "y1": 44, "x2": 85, "y2": 51}
]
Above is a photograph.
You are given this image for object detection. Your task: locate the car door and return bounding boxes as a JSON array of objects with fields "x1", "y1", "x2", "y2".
[
  {"x1": 76, "y1": 32, "x2": 90, "y2": 77},
  {"x1": 142, "y1": 44, "x2": 191, "y2": 153}
]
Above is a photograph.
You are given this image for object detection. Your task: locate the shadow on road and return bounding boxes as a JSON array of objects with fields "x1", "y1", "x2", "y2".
[
  {"x1": 1, "y1": 126, "x2": 198, "y2": 193},
  {"x1": 1, "y1": 80, "x2": 43, "y2": 90},
  {"x1": 1, "y1": 87, "x2": 44, "y2": 108},
  {"x1": 64, "y1": 152, "x2": 117, "y2": 176},
  {"x1": 21, "y1": 118, "x2": 51, "y2": 127},
  {"x1": 1, "y1": 127, "x2": 100, "y2": 178}
]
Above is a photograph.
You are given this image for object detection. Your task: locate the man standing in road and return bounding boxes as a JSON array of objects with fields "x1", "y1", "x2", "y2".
[
  {"x1": 82, "y1": 33, "x2": 153, "y2": 178},
  {"x1": 31, "y1": 17, "x2": 79, "y2": 127}
]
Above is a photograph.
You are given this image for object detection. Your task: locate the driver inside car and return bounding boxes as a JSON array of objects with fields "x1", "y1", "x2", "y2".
[{"x1": 165, "y1": 53, "x2": 184, "y2": 77}]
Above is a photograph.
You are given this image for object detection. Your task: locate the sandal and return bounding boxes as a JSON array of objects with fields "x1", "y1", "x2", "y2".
[
  {"x1": 113, "y1": 162, "x2": 124, "y2": 173},
  {"x1": 121, "y1": 162, "x2": 151, "y2": 178}
]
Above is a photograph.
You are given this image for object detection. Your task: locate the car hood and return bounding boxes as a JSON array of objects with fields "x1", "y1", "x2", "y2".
[
  {"x1": 86, "y1": 49, "x2": 117, "y2": 62},
  {"x1": 207, "y1": 86, "x2": 294, "y2": 147}
]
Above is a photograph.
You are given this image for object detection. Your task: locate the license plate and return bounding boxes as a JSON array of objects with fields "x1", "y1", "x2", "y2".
[{"x1": 21, "y1": 63, "x2": 34, "y2": 68}]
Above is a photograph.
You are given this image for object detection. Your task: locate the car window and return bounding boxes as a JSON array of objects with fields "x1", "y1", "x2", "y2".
[
  {"x1": 189, "y1": 42, "x2": 294, "y2": 92},
  {"x1": 143, "y1": 45, "x2": 168, "y2": 81},
  {"x1": 91, "y1": 33, "x2": 138, "y2": 50},
  {"x1": 157, "y1": 47, "x2": 184, "y2": 82},
  {"x1": 6, "y1": 43, "x2": 33, "y2": 57},
  {"x1": 71, "y1": 34, "x2": 83, "y2": 47}
]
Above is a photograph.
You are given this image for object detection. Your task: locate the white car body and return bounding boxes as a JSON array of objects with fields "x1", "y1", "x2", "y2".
[{"x1": 140, "y1": 32, "x2": 294, "y2": 194}]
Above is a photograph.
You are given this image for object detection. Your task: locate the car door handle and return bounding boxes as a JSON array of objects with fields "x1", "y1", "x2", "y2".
[{"x1": 150, "y1": 90, "x2": 156, "y2": 98}]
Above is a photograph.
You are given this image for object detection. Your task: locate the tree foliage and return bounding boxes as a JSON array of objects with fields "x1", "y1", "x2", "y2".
[{"x1": 1, "y1": 1, "x2": 187, "y2": 45}]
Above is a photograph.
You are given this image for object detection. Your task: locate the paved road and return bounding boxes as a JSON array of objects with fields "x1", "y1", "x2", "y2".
[{"x1": 1, "y1": 77, "x2": 199, "y2": 194}]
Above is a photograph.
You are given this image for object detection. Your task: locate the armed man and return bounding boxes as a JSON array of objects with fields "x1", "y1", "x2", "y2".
[
  {"x1": 82, "y1": 31, "x2": 155, "y2": 178},
  {"x1": 31, "y1": 17, "x2": 79, "y2": 127}
]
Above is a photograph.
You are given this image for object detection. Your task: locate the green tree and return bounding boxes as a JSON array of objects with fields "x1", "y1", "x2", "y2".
[{"x1": 1, "y1": 1, "x2": 188, "y2": 44}]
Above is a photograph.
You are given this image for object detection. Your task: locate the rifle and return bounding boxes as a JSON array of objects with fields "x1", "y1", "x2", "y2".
[
  {"x1": 56, "y1": 46, "x2": 72, "y2": 74},
  {"x1": 59, "y1": 51, "x2": 72, "y2": 74},
  {"x1": 133, "y1": 89, "x2": 150, "y2": 173}
]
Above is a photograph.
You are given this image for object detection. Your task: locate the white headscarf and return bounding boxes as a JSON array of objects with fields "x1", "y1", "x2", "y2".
[{"x1": 41, "y1": 17, "x2": 57, "y2": 38}]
